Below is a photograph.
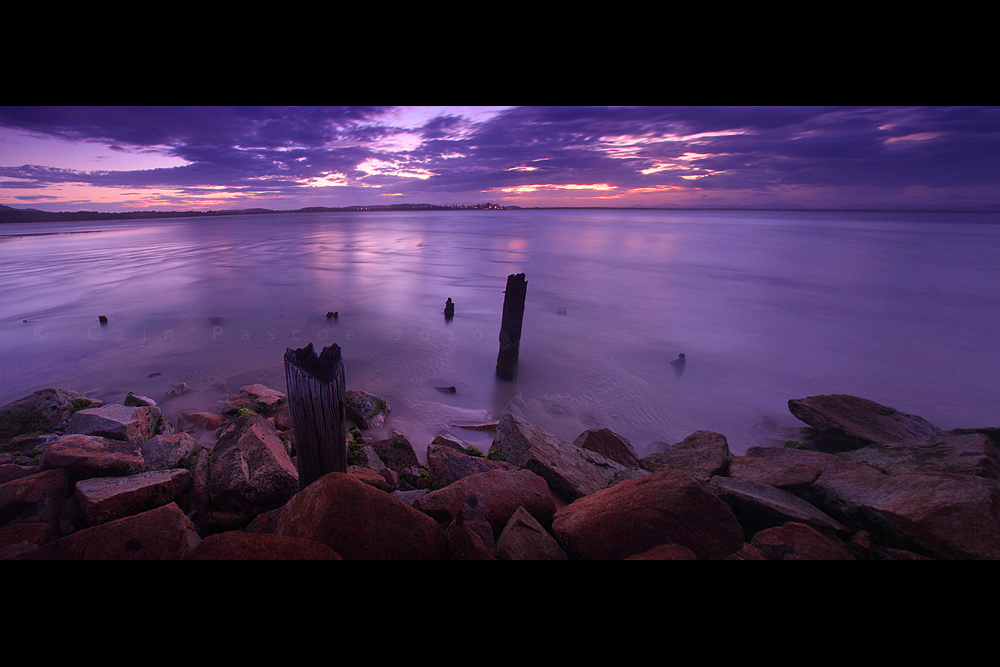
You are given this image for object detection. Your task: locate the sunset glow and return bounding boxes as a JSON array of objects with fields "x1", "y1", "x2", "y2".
[{"x1": 1, "y1": 106, "x2": 997, "y2": 212}]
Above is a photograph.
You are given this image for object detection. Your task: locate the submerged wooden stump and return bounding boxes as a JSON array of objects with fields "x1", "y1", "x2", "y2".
[
  {"x1": 496, "y1": 273, "x2": 527, "y2": 381},
  {"x1": 284, "y1": 342, "x2": 347, "y2": 489}
]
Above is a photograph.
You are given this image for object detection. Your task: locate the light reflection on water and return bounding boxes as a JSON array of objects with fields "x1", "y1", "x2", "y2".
[{"x1": 2, "y1": 209, "x2": 998, "y2": 457}]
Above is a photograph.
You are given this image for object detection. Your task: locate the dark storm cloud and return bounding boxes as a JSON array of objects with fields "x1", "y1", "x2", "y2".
[{"x1": 1, "y1": 106, "x2": 998, "y2": 207}]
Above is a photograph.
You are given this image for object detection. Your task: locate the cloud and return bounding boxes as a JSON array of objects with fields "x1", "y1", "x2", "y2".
[{"x1": 0, "y1": 106, "x2": 998, "y2": 210}]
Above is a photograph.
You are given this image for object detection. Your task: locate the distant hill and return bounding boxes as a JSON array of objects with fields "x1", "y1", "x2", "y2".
[{"x1": 0, "y1": 202, "x2": 523, "y2": 224}]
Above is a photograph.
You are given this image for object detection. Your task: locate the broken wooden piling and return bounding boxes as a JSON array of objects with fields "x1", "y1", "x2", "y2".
[
  {"x1": 496, "y1": 273, "x2": 527, "y2": 381},
  {"x1": 284, "y1": 342, "x2": 347, "y2": 489}
]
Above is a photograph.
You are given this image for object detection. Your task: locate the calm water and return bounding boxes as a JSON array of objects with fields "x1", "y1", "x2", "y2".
[{"x1": 2, "y1": 208, "x2": 998, "y2": 457}]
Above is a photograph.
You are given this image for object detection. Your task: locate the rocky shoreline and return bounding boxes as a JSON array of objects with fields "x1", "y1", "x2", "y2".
[{"x1": 1, "y1": 381, "x2": 998, "y2": 560}]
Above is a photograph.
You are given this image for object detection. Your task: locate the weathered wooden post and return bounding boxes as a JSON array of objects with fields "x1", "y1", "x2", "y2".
[
  {"x1": 284, "y1": 342, "x2": 347, "y2": 489},
  {"x1": 496, "y1": 272, "x2": 527, "y2": 381}
]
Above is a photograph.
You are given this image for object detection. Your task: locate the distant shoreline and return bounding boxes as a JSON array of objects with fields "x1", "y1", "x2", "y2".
[{"x1": 2, "y1": 203, "x2": 999, "y2": 225}]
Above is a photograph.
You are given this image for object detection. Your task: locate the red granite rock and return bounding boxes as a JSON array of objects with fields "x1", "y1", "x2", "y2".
[
  {"x1": 552, "y1": 470, "x2": 744, "y2": 560},
  {"x1": 250, "y1": 472, "x2": 446, "y2": 560},
  {"x1": 20, "y1": 502, "x2": 201, "y2": 560}
]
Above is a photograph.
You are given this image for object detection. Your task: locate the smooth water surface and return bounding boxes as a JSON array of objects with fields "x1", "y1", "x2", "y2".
[{"x1": 2, "y1": 208, "x2": 998, "y2": 456}]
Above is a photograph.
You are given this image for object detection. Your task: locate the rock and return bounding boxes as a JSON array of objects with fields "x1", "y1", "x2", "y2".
[
  {"x1": 443, "y1": 494, "x2": 497, "y2": 560},
  {"x1": 348, "y1": 465, "x2": 391, "y2": 490},
  {"x1": 369, "y1": 432, "x2": 419, "y2": 471},
  {"x1": 141, "y1": 432, "x2": 201, "y2": 471},
  {"x1": 746, "y1": 445, "x2": 1000, "y2": 559},
  {"x1": 726, "y1": 543, "x2": 770, "y2": 560},
  {"x1": 353, "y1": 445, "x2": 386, "y2": 473},
  {"x1": 0, "y1": 521, "x2": 59, "y2": 560},
  {"x1": 123, "y1": 392, "x2": 157, "y2": 407},
  {"x1": 181, "y1": 411, "x2": 227, "y2": 430},
  {"x1": 444, "y1": 297, "x2": 454, "y2": 319},
  {"x1": 207, "y1": 413, "x2": 299, "y2": 515},
  {"x1": 495, "y1": 506, "x2": 567, "y2": 560},
  {"x1": 831, "y1": 469, "x2": 1000, "y2": 560},
  {"x1": 221, "y1": 384, "x2": 287, "y2": 416},
  {"x1": 0, "y1": 464, "x2": 35, "y2": 484},
  {"x1": 624, "y1": 543, "x2": 698, "y2": 560},
  {"x1": 345, "y1": 390, "x2": 390, "y2": 430},
  {"x1": 0, "y1": 468, "x2": 71, "y2": 526},
  {"x1": 413, "y1": 468, "x2": 555, "y2": 537},
  {"x1": 839, "y1": 432, "x2": 1000, "y2": 479},
  {"x1": 426, "y1": 442, "x2": 517, "y2": 488},
  {"x1": 749, "y1": 522, "x2": 856, "y2": 560},
  {"x1": 186, "y1": 531, "x2": 343, "y2": 560},
  {"x1": 74, "y1": 469, "x2": 191, "y2": 525},
  {"x1": 40, "y1": 434, "x2": 145, "y2": 480},
  {"x1": 488, "y1": 412, "x2": 628, "y2": 502},
  {"x1": 431, "y1": 434, "x2": 468, "y2": 450},
  {"x1": 787, "y1": 394, "x2": 945, "y2": 452},
  {"x1": 98, "y1": 315, "x2": 108, "y2": 324},
  {"x1": 726, "y1": 455, "x2": 822, "y2": 488},
  {"x1": 249, "y1": 472, "x2": 446, "y2": 560},
  {"x1": 398, "y1": 466, "x2": 433, "y2": 490},
  {"x1": 572, "y1": 428, "x2": 642, "y2": 468},
  {"x1": 639, "y1": 430, "x2": 732, "y2": 481},
  {"x1": 66, "y1": 404, "x2": 162, "y2": 446},
  {"x1": 391, "y1": 488, "x2": 430, "y2": 506},
  {"x1": 164, "y1": 382, "x2": 193, "y2": 400},
  {"x1": 380, "y1": 467, "x2": 399, "y2": 488},
  {"x1": 0, "y1": 388, "x2": 102, "y2": 440},
  {"x1": 552, "y1": 470, "x2": 745, "y2": 560},
  {"x1": 708, "y1": 476, "x2": 848, "y2": 539},
  {"x1": 743, "y1": 446, "x2": 881, "y2": 518},
  {"x1": 450, "y1": 422, "x2": 499, "y2": 432},
  {"x1": 18, "y1": 502, "x2": 201, "y2": 560}
]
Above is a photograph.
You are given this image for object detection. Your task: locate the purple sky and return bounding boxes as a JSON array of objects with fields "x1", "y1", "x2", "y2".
[{"x1": 1, "y1": 106, "x2": 998, "y2": 212}]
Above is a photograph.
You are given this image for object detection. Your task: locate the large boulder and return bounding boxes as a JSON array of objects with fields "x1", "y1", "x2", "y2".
[
  {"x1": 488, "y1": 413, "x2": 627, "y2": 502},
  {"x1": 74, "y1": 469, "x2": 191, "y2": 525},
  {"x1": 787, "y1": 394, "x2": 945, "y2": 452},
  {"x1": 141, "y1": 432, "x2": 201, "y2": 471},
  {"x1": 426, "y1": 442, "x2": 517, "y2": 488},
  {"x1": 40, "y1": 434, "x2": 145, "y2": 480},
  {"x1": 828, "y1": 469, "x2": 1000, "y2": 560},
  {"x1": 572, "y1": 428, "x2": 642, "y2": 468},
  {"x1": 839, "y1": 432, "x2": 1000, "y2": 479},
  {"x1": 67, "y1": 404, "x2": 162, "y2": 446},
  {"x1": 708, "y1": 476, "x2": 848, "y2": 539},
  {"x1": 745, "y1": 445, "x2": 1000, "y2": 559},
  {"x1": 726, "y1": 455, "x2": 822, "y2": 488},
  {"x1": 186, "y1": 531, "x2": 343, "y2": 560},
  {"x1": 248, "y1": 472, "x2": 447, "y2": 560},
  {"x1": 552, "y1": 470, "x2": 745, "y2": 560},
  {"x1": 640, "y1": 430, "x2": 732, "y2": 481},
  {"x1": 208, "y1": 413, "x2": 299, "y2": 515},
  {"x1": 413, "y1": 468, "x2": 555, "y2": 537},
  {"x1": 0, "y1": 388, "x2": 102, "y2": 440},
  {"x1": 345, "y1": 390, "x2": 389, "y2": 429},
  {"x1": 18, "y1": 502, "x2": 201, "y2": 560}
]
